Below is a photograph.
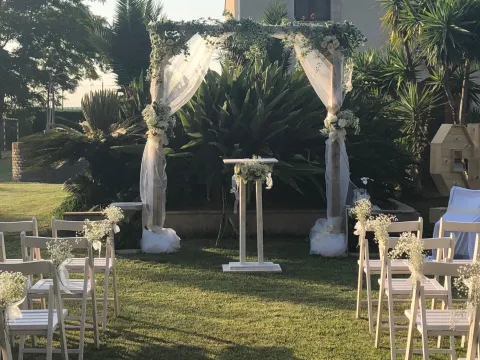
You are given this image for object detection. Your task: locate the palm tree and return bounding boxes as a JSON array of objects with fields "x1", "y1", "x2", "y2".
[
  {"x1": 263, "y1": 0, "x2": 289, "y2": 25},
  {"x1": 401, "y1": 0, "x2": 480, "y2": 124},
  {"x1": 378, "y1": 0, "x2": 416, "y2": 82},
  {"x1": 109, "y1": 0, "x2": 164, "y2": 85}
]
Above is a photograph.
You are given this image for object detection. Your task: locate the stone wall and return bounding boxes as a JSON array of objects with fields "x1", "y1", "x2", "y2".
[{"x1": 11, "y1": 142, "x2": 87, "y2": 183}]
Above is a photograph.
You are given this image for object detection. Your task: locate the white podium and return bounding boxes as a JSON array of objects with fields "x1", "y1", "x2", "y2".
[{"x1": 222, "y1": 158, "x2": 282, "y2": 273}]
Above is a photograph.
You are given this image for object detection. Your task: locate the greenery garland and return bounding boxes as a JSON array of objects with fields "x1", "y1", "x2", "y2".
[
  {"x1": 146, "y1": 18, "x2": 365, "y2": 140},
  {"x1": 234, "y1": 157, "x2": 272, "y2": 185},
  {"x1": 148, "y1": 18, "x2": 366, "y2": 64}
]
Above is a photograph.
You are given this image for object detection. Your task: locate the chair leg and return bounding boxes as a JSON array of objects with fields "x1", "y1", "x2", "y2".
[
  {"x1": 387, "y1": 295, "x2": 396, "y2": 360},
  {"x1": 28, "y1": 298, "x2": 37, "y2": 347},
  {"x1": 421, "y1": 332, "x2": 429, "y2": 360},
  {"x1": 18, "y1": 336, "x2": 25, "y2": 360},
  {"x1": 375, "y1": 289, "x2": 385, "y2": 348},
  {"x1": 437, "y1": 299, "x2": 446, "y2": 348},
  {"x1": 112, "y1": 267, "x2": 120, "y2": 317},
  {"x1": 92, "y1": 289, "x2": 100, "y2": 349},
  {"x1": 0, "y1": 314, "x2": 13, "y2": 360},
  {"x1": 46, "y1": 330, "x2": 53, "y2": 360},
  {"x1": 102, "y1": 271, "x2": 109, "y2": 332},
  {"x1": 356, "y1": 265, "x2": 364, "y2": 319},
  {"x1": 79, "y1": 294, "x2": 88, "y2": 360},
  {"x1": 449, "y1": 335, "x2": 457, "y2": 360},
  {"x1": 366, "y1": 274, "x2": 374, "y2": 333}
]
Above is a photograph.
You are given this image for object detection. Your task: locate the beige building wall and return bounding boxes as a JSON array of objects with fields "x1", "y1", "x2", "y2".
[{"x1": 229, "y1": 0, "x2": 388, "y2": 49}]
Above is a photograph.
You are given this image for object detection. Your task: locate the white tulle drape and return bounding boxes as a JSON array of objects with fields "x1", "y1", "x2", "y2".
[
  {"x1": 140, "y1": 34, "x2": 219, "y2": 253},
  {"x1": 274, "y1": 34, "x2": 352, "y2": 256}
]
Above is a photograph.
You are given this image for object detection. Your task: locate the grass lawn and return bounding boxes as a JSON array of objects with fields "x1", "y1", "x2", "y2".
[{"x1": 0, "y1": 178, "x2": 467, "y2": 359}]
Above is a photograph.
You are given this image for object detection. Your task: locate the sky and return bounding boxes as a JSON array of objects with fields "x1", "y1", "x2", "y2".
[{"x1": 64, "y1": 0, "x2": 224, "y2": 107}]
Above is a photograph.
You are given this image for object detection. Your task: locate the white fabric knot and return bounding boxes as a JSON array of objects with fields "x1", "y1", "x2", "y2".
[
  {"x1": 266, "y1": 172, "x2": 273, "y2": 190},
  {"x1": 57, "y1": 264, "x2": 72, "y2": 294},
  {"x1": 4, "y1": 297, "x2": 25, "y2": 321}
]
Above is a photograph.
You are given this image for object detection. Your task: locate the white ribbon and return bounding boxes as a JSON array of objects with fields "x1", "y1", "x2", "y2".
[
  {"x1": 266, "y1": 173, "x2": 273, "y2": 190},
  {"x1": 4, "y1": 297, "x2": 25, "y2": 322},
  {"x1": 231, "y1": 175, "x2": 239, "y2": 215},
  {"x1": 57, "y1": 264, "x2": 72, "y2": 295},
  {"x1": 354, "y1": 221, "x2": 365, "y2": 236}
]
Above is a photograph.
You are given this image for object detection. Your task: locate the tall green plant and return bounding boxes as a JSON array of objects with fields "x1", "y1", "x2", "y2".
[
  {"x1": 81, "y1": 89, "x2": 122, "y2": 135},
  {"x1": 263, "y1": 0, "x2": 289, "y2": 25},
  {"x1": 397, "y1": 0, "x2": 480, "y2": 124},
  {"x1": 109, "y1": 0, "x2": 164, "y2": 85}
]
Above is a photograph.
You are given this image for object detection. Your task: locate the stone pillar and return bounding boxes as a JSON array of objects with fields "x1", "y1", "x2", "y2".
[{"x1": 11, "y1": 142, "x2": 23, "y2": 182}]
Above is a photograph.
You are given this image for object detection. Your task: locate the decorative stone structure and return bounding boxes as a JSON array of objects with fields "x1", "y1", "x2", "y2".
[{"x1": 11, "y1": 142, "x2": 87, "y2": 183}]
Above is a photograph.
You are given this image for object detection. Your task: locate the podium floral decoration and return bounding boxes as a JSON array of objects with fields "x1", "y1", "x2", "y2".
[
  {"x1": 0, "y1": 271, "x2": 26, "y2": 321},
  {"x1": 234, "y1": 156, "x2": 273, "y2": 189},
  {"x1": 390, "y1": 232, "x2": 426, "y2": 281}
]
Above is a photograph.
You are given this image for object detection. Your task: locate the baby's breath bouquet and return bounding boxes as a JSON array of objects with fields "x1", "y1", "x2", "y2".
[
  {"x1": 83, "y1": 206, "x2": 124, "y2": 251},
  {"x1": 0, "y1": 271, "x2": 26, "y2": 321},
  {"x1": 455, "y1": 262, "x2": 480, "y2": 312},
  {"x1": 390, "y1": 232, "x2": 426, "y2": 281},
  {"x1": 366, "y1": 214, "x2": 397, "y2": 251},
  {"x1": 234, "y1": 156, "x2": 273, "y2": 189},
  {"x1": 47, "y1": 239, "x2": 74, "y2": 291},
  {"x1": 349, "y1": 198, "x2": 371, "y2": 238}
]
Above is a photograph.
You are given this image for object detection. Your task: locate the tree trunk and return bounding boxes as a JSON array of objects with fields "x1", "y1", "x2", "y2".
[
  {"x1": 402, "y1": 35, "x2": 415, "y2": 82},
  {"x1": 443, "y1": 71, "x2": 458, "y2": 124},
  {"x1": 459, "y1": 59, "x2": 471, "y2": 125}
]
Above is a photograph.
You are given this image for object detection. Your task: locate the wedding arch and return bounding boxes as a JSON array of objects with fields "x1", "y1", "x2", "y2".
[{"x1": 139, "y1": 18, "x2": 365, "y2": 256}]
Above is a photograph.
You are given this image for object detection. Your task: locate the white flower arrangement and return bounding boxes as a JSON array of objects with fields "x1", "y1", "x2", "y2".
[
  {"x1": 234, "y1": 157, "x2": 273, "y2": 189},
  {"x1": 102, "y1": 206, "x2": 124, "y2": 224},
  {"x1": 389, "y1": 232, "x2": 427, "y2": 281},
  {"x1": 83, "y1": 206, "x2": 124, "y2": 248},
  {"x1": 0, "y1": 272, "x2": 26, "y2": 310},
  {"x1": 319, "y1": 35, "x2": 341, "y2": 54},
  {"x1": 322, "y1": 110, "x2": 360, "y2": 140},
  {"x1": 0, "y1": 271, "x2": 26, "y2": 321},
  {"x1": 349, "y1": 198, "x2": 372, "y2": 236},
  {"x1": 46, "y1": 239, "x2": 73, "y2": 267},
  {"x1": 142, "y1": 100, "x2": 176, "y2": 144},
  {"x1": 366, "y1": 214, "x2": 397, "y2": 251}
]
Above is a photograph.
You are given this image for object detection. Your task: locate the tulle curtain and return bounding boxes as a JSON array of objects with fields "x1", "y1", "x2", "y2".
[
  {"x1": 140, "y1": 34, "x2": 220, "y2": 232},
  {"x1": 277, "y1": 34, "x2": 351, "y2": 223}
]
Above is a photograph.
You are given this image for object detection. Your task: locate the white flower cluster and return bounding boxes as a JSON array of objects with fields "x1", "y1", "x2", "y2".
[
  {"x1": 455, "y1": 262, "x2": 480, "y2": 306},
  {"x1": 337, "y1": 110, "x2": 360, "y2": 135},
  {"x1": 234, "y1": 157, "x2": 272, "y2": 188},
  {"x1": 142, "y1": 101, "x2": 176, "y2": 144},
  {"x1": 47, "y1": 239, "x2": 73, "y2": 267},
  {"x1": 367, "y1": 214, "x2": 397, "y2": 250},
  {"x1": 320, "y1": 35, "x2": 341, "y2": 54},
  {"x1": 390, "y1": 232, "x2": 427, "y2": 281},
  {"x1": 102, "y1": 206, "x2": 124, "y2": 224},
  {"x1": 83, "y1": 206, "x2": 124, "y2": 246},
  {"x1": 350, "y1": 198, "x2": 372, "y2": 225},
  {"x1": 0, "y1": 271, "x2": 26, "y2": 309},
  {"x1": 322, "y1": 110, "x2": 360, "y2": 140},
  {"x1": 83, "y1": 219, "x2": 112, "y2": 245}
]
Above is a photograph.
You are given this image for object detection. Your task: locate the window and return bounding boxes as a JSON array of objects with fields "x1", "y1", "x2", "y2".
[{"x1": 294, "y1": 0, "x2": 331, "y2": 21}]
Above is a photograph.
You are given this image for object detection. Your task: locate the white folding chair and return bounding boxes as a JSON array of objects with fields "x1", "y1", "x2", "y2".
[
  {"x1": 0, "y1": 218, "x2": 39, "y2": 263},
  {"x1": 52, "y1": 216, "x2": 119, "y2": 331},
  {"x1": 439, "y1": 219, "x2": 480, "y2": 264},
  {"x1": 356, "y1": 218, "x2": 423, "y2": 332},
  {"x1": 405, "y1": 262, "x2": 480, "y2": 360},
  {"x1": 375, "y1": 236, "x2": 455, "y2": 360},
  {"x1": 0, "y1": 261, "x2": 68, "y2": 360},
  {"x1": 21, "y1": 234, "x2": 99, "y2": 360}
]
